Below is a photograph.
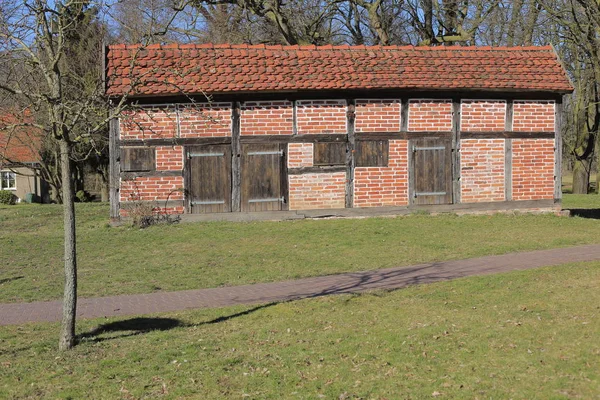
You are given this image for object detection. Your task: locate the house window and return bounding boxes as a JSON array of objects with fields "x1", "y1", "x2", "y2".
[{"x1": 0, "y1": 171, "x2": 16, "y2": 190}]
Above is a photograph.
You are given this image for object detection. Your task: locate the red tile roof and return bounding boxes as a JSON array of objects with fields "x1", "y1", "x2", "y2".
[
  {"x1": 0, "y1": 114, "x2": 42, "y2": 164},
  {"x1": 105, "y1": 44, "x2": 573, "y2": 97}
]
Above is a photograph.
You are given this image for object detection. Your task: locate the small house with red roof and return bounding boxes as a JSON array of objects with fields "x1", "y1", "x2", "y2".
[
  {"x1": 105, "y1": 44, "x2": 572, "y2": 220},
  {"x1": 0, "y1": 114, "x2": 48, "y2": 203}
]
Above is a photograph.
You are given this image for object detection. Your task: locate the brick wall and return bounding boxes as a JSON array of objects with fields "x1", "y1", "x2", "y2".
[
  {"x1": 513, "y1": 101, "x2": 555, "y2": 132},
  {"x1": 296, "y1": 100, "x2": 347, "y2": 134},
  {"x1": 120, "y1": 176, "x2": 184, "y2": 202},
  {"x1": 179, "y1": 103, "x2": 231, "y2": 137},
  {"x1": 461, "y1": 100, "x2": 506, "y2": 131},
  {"x1": 288, "y1": 143, "x2": 314, "y2": 168},
  {"x1": 288, "y1": 172, "x2": 346, "y2": 210},
  {"x1": 241, "y1": 101, "x2": 293, "y2": 135},
  {"x1": 460, "y1": 139, "x2": 505, "y2": 202},
  {"x1": 156, "y1": 146, "x2": 183, "y2": 171},
  {"x1": 512, "y1": 139, "x2": 554, "y2": 200},
  {"x1": 120, "y1": 108, "x2": 178, "y2": 140},
  {"x1": 355, "y1": 99, "x2": 401, "y2": 132},
  {"x1": 408, "y1": 100, "x2": 453, "y2": 131},
  {"x1": 354, "y1": 140, "x2": 409, "y2": 207}
]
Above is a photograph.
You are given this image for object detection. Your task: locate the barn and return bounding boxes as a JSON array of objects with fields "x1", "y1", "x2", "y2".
[{"x1": 105, "y1": 44, "x2": 573, "y2": 221}]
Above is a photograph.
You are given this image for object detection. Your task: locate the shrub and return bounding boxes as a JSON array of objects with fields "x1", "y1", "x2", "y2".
[{"x1": 0, "y1": 190, "x2": 16, "y2": 205}]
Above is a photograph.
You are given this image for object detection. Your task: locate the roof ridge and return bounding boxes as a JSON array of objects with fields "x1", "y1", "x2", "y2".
[{"x1": 107, "y1": 43, "x2": 554, "y2": 52}]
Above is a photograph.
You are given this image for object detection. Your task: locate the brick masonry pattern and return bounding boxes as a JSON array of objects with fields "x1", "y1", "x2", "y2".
[
  {"x1": 120, "y1": 108, "x2": 178, "y2": 140},
  {"x1": 179, "y1": 103, "x2": 231, "y2": 137},
  {"x1": 512, "y1": 138, "x2": 555, "y2": 200},
  {"x1": 408, "y1": 100, "x2": 453, "y2": 131},
  {"x1": 355, "y1": 99, "x2": 401, "y2": 132},
  {"x1": 287, "y1": 143, "x2": 314, "y2": 168},
  {"x1": 460, "y1": 139, "x2": 505, "y2": 202},
  {"x1": 461, "y1": 100, "x2": 506, "y2": 131},
  {"x1": 513, "y1": 100, "x2": 555, "y2": 132},
  {"x1": 296, "y1": 100, "x2": 347, "y2": 134},
  {"x1": 156, "y1": 146, "x2": 183, "y2": 171},
  {"x1": 289, "y1": 172, "x2": 346, "y2": 210},
  {"x1": 120, "y1": 176, "x2": 184, "y2": 203},
  {"x1": 354, "y1": 140, "x2": 409, "y2": 207},
  {"x1": 241, "y1": 101, "x2": 293, "y2": 135}
]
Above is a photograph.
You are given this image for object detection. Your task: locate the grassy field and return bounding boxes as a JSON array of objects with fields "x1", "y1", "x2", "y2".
[
  {"x1": 1, "y1": 194, "x2": 600, "y2": 304},
  {"x1": 1, "y1": 261, "x2": 599, "y2": 398}
]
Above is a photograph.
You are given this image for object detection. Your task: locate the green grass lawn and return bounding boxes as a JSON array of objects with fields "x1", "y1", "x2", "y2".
[
  {"x1": 1, "y1": 262, "x2": 598, "y2": 398},
  {"x1": 1, "y1": 195, "x2": 600, "y2": 304}
]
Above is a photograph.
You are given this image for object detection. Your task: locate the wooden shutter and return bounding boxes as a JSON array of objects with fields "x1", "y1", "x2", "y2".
[
  {"x1": 121, "y1": 147, "x2": 155, "y2": 172},
  {"x1": 355, "y1": 140, "x2": 389, "y2": 167},
  {"x1": 314, "y1": 142, "x2": 346, "y2": 166}
]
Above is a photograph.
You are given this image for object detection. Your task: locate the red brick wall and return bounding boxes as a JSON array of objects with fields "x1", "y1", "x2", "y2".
[
  {"x1": 461, "y1": 100, "x2": 506, "y2": 131},
  {"x1": 241, "y1": 101, "x2": 293, "y2": 135},
  {"x1": 179, "y1": 103, "x2": 231, "y2": 137},
  {"x1": 460, "y1": 139, "x2": 505, "y2": 202},
  {"x1": 512, "y1": 139, "x2": 555, "y2": 200},
  {"x1": 513, "y1": 101, "x2": 555, "y2": 132},
  {"x1": 156, "y1": 146, "x2": 183, "y2": 171},
  {"x1": 120, "y1": 176, "x2": 184, "y2": 202},
  {"x1": 120, "y1": 108, "x2": 178, "y2": 140},
  {"x1": 353, "y1": 140, "x2": 409, "y2": 207},
  {"x1": 120, "y1": 206, "x2": 184, "y2": 217},
  {"x1": 408, "y1": 100, "x2": 453, "y2": 131},
  {"x1": 296, "y1": 100, "x2": 347, "y2": 134},
  {"x1": 288, "y1": 172, "x2": 346, "y2": 210},
  {"x1": 355, "y1": 99, "x2": 401, "y2": 132},
  {"x1": 287, "y1": 143, "x2": 313, "y2": 168}
]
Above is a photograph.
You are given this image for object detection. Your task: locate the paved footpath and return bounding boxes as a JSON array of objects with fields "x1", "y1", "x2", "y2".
[{"x1": 2, "y1": 244, "x2": 600, "y2": 326}]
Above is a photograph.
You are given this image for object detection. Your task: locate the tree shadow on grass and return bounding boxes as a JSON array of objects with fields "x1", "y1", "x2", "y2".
[
  {"x1": 77, "y1": 317, "x2": 184, "y2": 343},
  {"x1": 77, "y1": 304, "x2": 279, "y2": 344},
  {"x1": 567, "y1": 208, "x2": 600, "y2": 219},
  {"x1": 0, "y1": 276, "x2": 24, "y2": 285}
]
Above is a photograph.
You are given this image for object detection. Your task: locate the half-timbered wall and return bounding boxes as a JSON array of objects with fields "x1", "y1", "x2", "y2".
[{"x1": 113, "y1": 97, "x2": 559, "y2": 217}]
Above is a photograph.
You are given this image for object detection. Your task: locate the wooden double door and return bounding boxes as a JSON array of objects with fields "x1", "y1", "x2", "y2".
[
  {"x1": 187, "y1": 143, "x2": 287, "y2": 213},
  {"x1": 410, "y1": 137, "x2": 453, "y2": 205}
]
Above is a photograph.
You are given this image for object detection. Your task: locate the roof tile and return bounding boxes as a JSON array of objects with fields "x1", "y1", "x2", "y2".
[{"x1": 105, "y1": 44, "x2": 573, "y2": 97}]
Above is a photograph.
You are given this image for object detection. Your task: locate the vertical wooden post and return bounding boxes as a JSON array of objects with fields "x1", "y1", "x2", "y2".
[
  {"x1": 292, "y1": 100, "x2": 298, "y2": 135},
  {"x1": 405, "y1": 99, "x2": 415, "y2": 204},
  {"x1": 109, "y1": 117, "x2": 120, "y2": 222},
  {"x1": 345, "y1": 100, "x2": 355, "y2": 209},
  {"x1": 231, "y1": 101, "x2": 242, "y2": 212},
  {"x1": 452, "y1": 98, "x2": 461, "y2": 204},
  {"x1": 554, "y1": 97, "x2": 563, "y2": 202},
  {"x1": 401, "y1": 98, "x2": 409, "y2": 132},
  {"x1": 505, "y1": 100, "x2": 514, "y2": 201}
]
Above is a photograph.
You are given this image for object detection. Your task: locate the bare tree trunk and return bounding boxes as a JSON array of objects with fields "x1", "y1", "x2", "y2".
[
  {"x1": 58, "y1": 139, "x2": 77, "y2": 351},
  {"x1": 573, "y1": 158, "x2": 592, "y2": 193}
]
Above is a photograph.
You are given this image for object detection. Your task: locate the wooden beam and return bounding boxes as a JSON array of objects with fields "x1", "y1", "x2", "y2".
[
  {"x1": 346, "y1": 100, "x2": 356, "y2": 208},
  {"x1": 452, "y1": 99, "x2": 461, "y2": 204},
  {"x1": 109, "y1": 118, "x2": 120, "y2": 221},
  {"x1": 119, "y1": 137, "x2": 232, "y2": 146},
  {"x1": 401, "y1": 98, "x2": 409, "y2": 132},
  {"x1": 231, "y1": 102, "x2": 242, "y2": 212},
  {"x1": 460, "y1": 131, "x2": 555, "y2": 139},
  {"x1": 288, "y1": 166, "x2": 346, "y2": 175},
  {"x1": 554, "y1": 97, "x2": 563, "y2": 202},
  {"x1": 120, "y1": 170, "x2": 183, "y2": 178},
  {"x1": 505, "y1": 100, "x2": 513, "y2": 201},
  {"x1": 240, "y1": 134, "x2": 347, "y2": 143},
  {"x1": 355, "y1": 131, "x2": 452, "y2": 140}
]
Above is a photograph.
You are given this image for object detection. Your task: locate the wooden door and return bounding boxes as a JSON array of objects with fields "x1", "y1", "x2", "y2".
[
  {"x1": 241, "y1": 143, "x2": 287, "y2": 212},
  {"x1": 187, "y1": 145, "x2": 232, "y2": 213},
  {"x1": 411, "y1": 137, "x2": 453, "y2": 205}
]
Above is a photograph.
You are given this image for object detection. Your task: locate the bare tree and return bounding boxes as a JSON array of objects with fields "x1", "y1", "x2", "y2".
[{"x1": 0, "y1": 0, "x2": 187, "y2": 350}]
